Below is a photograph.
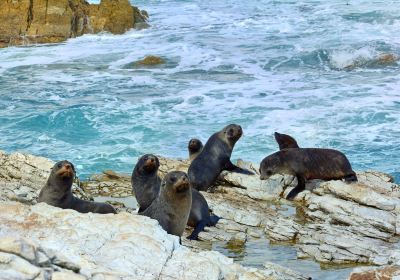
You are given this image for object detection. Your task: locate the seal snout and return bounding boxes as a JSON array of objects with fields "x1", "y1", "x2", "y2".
[
  {"x1": 140, "y1": 154, "x2": 159, "y2": 173},
  {"x1": 168, "y1": 171, "x2": 190, "y2": 193},
  {"x1": 55, "y1": 161, "x2": 75, "y2": 178}
]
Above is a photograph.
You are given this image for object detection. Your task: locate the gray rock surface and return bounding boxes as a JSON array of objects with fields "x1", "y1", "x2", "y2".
[{"x1": 1, "y1": 151, "x2": 399, "y2": 278}]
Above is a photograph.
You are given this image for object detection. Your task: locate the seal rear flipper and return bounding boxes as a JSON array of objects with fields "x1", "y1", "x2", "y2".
[
  {"x1": 286, "y1": 175, "x2": 306, "y2": 200},
  {"x1": 224, "y1": 161, "x2": 254, "y2": 175},
  {"x1": 207, "y1": 214, "x2": 220, "y2": 227},
  {"x1": 186, "y1": 220, "x2": 207, "y2": 240}
]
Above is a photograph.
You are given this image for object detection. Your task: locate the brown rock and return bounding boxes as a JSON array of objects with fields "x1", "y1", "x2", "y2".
[
  {"x1": 348, "y1": 266, "x2": 400, "y2": 280},
  {"x1": 0, "y1": 0, "x2": 147, "y2": 48},
  {"x1": 136, "y1": 55, "x2": 166, "y2": 66}
]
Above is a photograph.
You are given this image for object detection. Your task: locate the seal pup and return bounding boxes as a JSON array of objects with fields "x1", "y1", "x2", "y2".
[
  {"x1": 131, "y1": 154, "x2": 161, "y2": 213},
  {"x1": 260, "y1": 148, "x2": 357, "y2": 200},
  {"x1": 188, "y1": 124, "x2": 253, "y2": 191},
  {"x1": 274, "y1": 132, "x2": 300, "y2": 150},
  {"x1": 38, "y1": 160, "x2": 116, "y2": 214},
  {"x1": 188, "y1": 138, "x2": 203, "y2": 162},
  {"x1": 141, "y1": 171, "x2": 192, "y2": 238},
  {"x1": 187, "y1": 189, "x2": 220, "y2": 240}
]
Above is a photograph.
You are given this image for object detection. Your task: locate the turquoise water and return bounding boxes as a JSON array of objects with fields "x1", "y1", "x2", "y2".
[{"x1": 0, "y1": 0, "x2": 399, "y2": 182}]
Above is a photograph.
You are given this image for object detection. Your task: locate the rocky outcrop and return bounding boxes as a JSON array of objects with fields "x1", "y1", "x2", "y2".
[
  {"x1": 0, "y1": 0, "x2": 148, "y2": 48},
  {"x1": 1, "y1": 150, "x2": 399, "y2": 279},
  {"x1": 0, "y1": 202, "x2": 310, "y2": 280}
]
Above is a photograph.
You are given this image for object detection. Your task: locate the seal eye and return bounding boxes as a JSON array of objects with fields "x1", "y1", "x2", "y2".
[
  {"x1": 170, "y1": 176, "x2": 176, "y2": 183},
  {"x1": 57, "y1": 163, "x2": 62, "y2": 168}
]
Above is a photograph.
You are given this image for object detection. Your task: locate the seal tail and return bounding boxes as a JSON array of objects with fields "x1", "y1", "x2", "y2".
[{"x1": 207, "y1": 214, "x2": 220, "y2": 227}]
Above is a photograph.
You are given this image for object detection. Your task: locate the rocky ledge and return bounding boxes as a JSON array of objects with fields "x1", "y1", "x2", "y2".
[
  {"x1": 0, "y1": 0, "x2": 148, "y2": 48},
  {"x1": 1, "y1": 150, "x2": 399, "y2": 279}
]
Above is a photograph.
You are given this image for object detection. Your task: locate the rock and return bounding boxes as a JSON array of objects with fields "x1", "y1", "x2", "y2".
[
  {"x1": 1, "y1": 151, "x2": 400, "y2": 278},
  {"x1": 0, "y1": 0, "x2": 148, "y2": 48},
  {"x1": 0, "y1": 201, "x2": 301, "y2": 280},
  {"x1": 135, "y1": 55, "x2": 166, "y2": 66},
  {"x1": 348, "y1": 265, "x2": 400, "y2": 280},
  {"x1": 0, "y1": 252, "x2": 42, "y2": 280}
]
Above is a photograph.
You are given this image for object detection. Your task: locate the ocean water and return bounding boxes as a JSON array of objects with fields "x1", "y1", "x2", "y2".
[{"x1": 0, "y1": 0, "x2": 399, "y2": 182}]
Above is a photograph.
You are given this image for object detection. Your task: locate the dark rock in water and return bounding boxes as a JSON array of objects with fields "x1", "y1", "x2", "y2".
[
  {"x1": 0, "y1": 0, "x2": 148, "y2": 48},
  {"x1": 133, "y1": 7, "x2": 150, "y2": 29},
  {"x1": 135, "y1": 55, "x2": 166, "y2": 66}
]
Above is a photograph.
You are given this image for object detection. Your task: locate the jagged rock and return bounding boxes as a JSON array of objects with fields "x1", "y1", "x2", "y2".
[
  {"x1": 0, "y1": 0, "x2": 148, "y2": 48},
  {"x1": 0, "y1": 202, "x2": 303, "y2": 280}
]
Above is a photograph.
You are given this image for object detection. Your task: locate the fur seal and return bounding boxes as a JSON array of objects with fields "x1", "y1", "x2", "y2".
[
  {"x1": 38, "y1": 160, "x2": 116, "y2": 214},
  {"x1": 187, "y1": 189, "x2": 220, "y2": 240},
  {"x1": 131, "y1": 154, "x2": 161, "y2": 213},
  {"x1": 274, "y1": 132, "x2": 299, "y2": 150},
  {"x1": 188, "y1": 138, "x2": 203, "y2": 162},
  {"x1": 141, "y1": 171, "x2": 192, "y2": 238},
  {"x1": 260, "y1": 148, "x2": 357, "y2": 200},
  {"x1": 188, "y1": 124, "x2": 253, "y2": 191}
]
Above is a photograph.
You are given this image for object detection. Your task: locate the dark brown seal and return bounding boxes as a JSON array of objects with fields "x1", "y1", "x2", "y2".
[
  {"x1": 274, "y1": 132, "x2": 299, "y2": 150},
  {"x1": 38, "y1": 160, "x2": 116, "y2": 214},
  {"x1": 187, "y1": 189, "x2": 220, "y2": 240},
  {"x1": 188, "y1": 124, "x2": 253, "y2": 191},
  {"x1": 141, "y1": 171, "x2": 192, "y2": 238},
  {"x1": 131, "y1": 154, "x2": 161, "y2": 213},
  {"x1": 188, "y1": 138, "x2": 203, "y2": 162},
  {"x1": 260, "y1": 148, "x2": 357, "y2": 200}
]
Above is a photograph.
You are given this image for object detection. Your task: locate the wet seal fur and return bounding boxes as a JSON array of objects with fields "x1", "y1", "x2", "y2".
[
  {"x1": 141, "y1": 171, "x2": 192, "y2": 238},
  {"x1": 260, "y1": 148, "x2": 357, "y2": 200},
  {"x1": 38, "y1": 160, "x2": 116, "y2": 214},
  {"x1": 274, "y1": 132, "x2": 299, "y2": 150},
  {"x1": 188, "y1": 124, "x2": 254, "y2": 191},
  {"x1": 188, "y1": 138, "x2": 203, "y2": 162},
  {"x1": 131, "y1": 154, "x2": 161, "y2": 213}
]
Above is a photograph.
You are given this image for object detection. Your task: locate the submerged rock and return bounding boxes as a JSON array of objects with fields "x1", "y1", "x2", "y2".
[{"x1": 0, "y1": 0, "x2": 148, "y2": 48}]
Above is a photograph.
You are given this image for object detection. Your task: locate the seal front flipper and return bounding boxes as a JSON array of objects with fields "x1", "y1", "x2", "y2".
[
  {"x1": 187, "y1": 220, "x2": 208, "y2": 240},
  {"x1": 207, "y1": 214, "x2": 220, "y2": 227},
  {"x1": 223, "y1": 161, "x2": 254, "y2": 175},
  {"x1": 286, "y1": 174, "x2": 306, "y2": 200}
]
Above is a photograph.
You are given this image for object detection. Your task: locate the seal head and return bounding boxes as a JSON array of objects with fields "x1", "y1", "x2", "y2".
[{"x1": 188, "y1": 138, "x2": 203, "y2": 162}]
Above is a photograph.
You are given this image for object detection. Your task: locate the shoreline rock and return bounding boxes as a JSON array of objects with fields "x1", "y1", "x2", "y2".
[
  {"x1": 1, "y1": 150, "x2": 399, "y2": 279},
  {"x1": 0, "y1": 0, "x2": 148, "y2": 48}
]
